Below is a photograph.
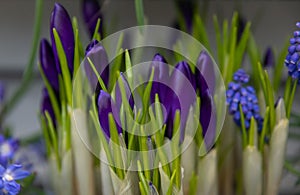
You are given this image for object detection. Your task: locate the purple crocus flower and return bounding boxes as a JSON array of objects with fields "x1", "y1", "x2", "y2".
[
  {"x1": 0, "y1": 164, "x2": 30, "y2": 195},
  {"x1": 0, "y1": 82, "x2": 4, "y2": 103},
  {"x1": 41, "y1": 88, "x2": 56, "y2": 127},
  {"x1": 39, "y1": 39, "x2": 59, "y2": 92},
  {"x1": 84, "y1": 40, "x2": 109, "y2": 90},
  {"x1": 148, "y1": 54, "x2": 213, "y2": 142},
  {"x1": 0, "y1": 136, "x2": 18, "y2": 166},
  {"x1": 97, "y1": 90, "x2": 122, "y2": 139},
  {"x1": 50, "y1": 3, "x2": 75, "y2": 75},
  {"x1": 263, "y1": 47, "x2": 275, "y2": 68},
  {"x1": 114, "y1": 73, "x2": 134, "y2": 110},
  {"x1": 82, "y1": 0, "x2": 103, "y2": 38}
]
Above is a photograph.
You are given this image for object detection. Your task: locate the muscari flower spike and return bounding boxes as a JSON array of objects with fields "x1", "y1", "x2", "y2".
[
  {"x1": 0, "y1": 136, "x2": 18, "y2": 166},
  {"x1": 285, "y1": 22, "x2": 300, "y2": 83},
  {"x1": 0, "y1": 164, "x2": 30, "y2": 195},
  {"x1": 226, "y1": 69, "x2": 263, "y2": 130}
]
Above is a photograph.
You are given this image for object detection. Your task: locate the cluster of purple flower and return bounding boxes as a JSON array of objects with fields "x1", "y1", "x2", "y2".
[
  {"x1": 226, "y1": 69, "x2": 263, "y2": 130},
  {"x1": 285, "y1": 22, "x2": 300, "y2": 82}
]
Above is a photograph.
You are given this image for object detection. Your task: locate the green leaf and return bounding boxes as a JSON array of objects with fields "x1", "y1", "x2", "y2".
[
  {"x1": 87, "y1": 57, "x2": 108, "y2": 92},
  {"x1": 259, "y1": 107, "x2": 269, "y2": 151},
  {"x1": 239, "y1": 104, "x2": 247, "y2": 148},
  {"x1": 188, "y1": 172, "x2": 198, "y2": 195},
  {"x1": 248, "y1": 117, "x2": 256, "y2": 146},
  {"x1": 108, "y1": 113, "x2": 125, "y2": 179},
  {"x1": 38, "y1": 63, "x2": 61, "y2": 124},
  {"x1": 273, "y1": 40, "x2": 289, "y2": 91},
  {"x1": 235, "y1": 22, "x2": 251, "y2": 69},
  {"x1": 52, "y1": 28, "x2": 72, "y2": 104},
  {"x1": 135, "y1": 0, "x2": 145, "y2": 26},
  {"x1": 138, "y1": 160, "x2": 149, "y2": 194},
  {"x1": 92, "y1": 18, "x2": 101, "y2": 41}
]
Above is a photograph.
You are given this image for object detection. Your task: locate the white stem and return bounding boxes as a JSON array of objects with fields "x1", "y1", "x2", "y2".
[
  {"x1": 71, "y1": 109, "x2": 96, "y2": 195},
  {"x1": 265, "y1": 119, "x2": 288, "y2": 195},
  {"x1": 243, "y1": 146, "x2": 262, "y2": 195},
  {"x1": 197, "y1": 149, "x2": 218, "y2": 195}
]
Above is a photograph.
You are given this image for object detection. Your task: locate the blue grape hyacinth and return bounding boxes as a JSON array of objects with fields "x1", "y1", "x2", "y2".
[
  {"x1": 226, "y1": 69, "x2": 263, "y2": 130},
  {"x1": 285, "y1": 22, "x2": 300, "y2": 82}
]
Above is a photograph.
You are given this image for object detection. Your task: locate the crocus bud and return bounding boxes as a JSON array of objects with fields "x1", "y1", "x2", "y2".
[
  {"x1": 263, "y1": 47, "x2": 275, "y2": 68},
  {"x1": 50, "y1": 3, "x2": 75, "y2": 74},
  {"x1": 196, "y1": 51, "x2": 215, "y2": 93},
  {"x1": 39, "y1": 39, "x2": 59, "y2": 92},
  {"x1": 84, "y1": 40, "x2": 109, "y2": 90},
  {"x1": 82, "y1": 0, "x2": 103, "y2": 38},
  {"x1": 41, "y1": 88, "x2": 56, "y2": 127},
  {"x1": 97, "y1": 90, "x2": 121, "y2": 138}
]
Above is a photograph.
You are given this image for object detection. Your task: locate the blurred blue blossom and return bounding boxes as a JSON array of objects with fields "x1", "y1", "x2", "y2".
[{"x1": 226, "y1": 69, "x2": 263, "y2": 130}]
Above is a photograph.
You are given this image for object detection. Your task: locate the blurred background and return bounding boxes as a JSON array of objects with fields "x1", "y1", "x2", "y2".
[{"x1": 0, "y1": 0, "x2": 299, "y2": 193}]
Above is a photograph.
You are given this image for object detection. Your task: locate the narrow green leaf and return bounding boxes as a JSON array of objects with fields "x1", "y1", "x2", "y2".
[
  {"x1": 239, "y1": 104, "x2": 247, "y2": 148},
  {"x1": 135, "y1": 0, "x2": 145, "y2": 26},
  {"x1": 92, "y1": 18, "x2": 101, "y2": 41},
  {"x1": 108, "y1": 113, "x2": 124, "y2": 179},
  {"x1": 248, "y1": 117, "x2": 256, "y2": 146},
  {"x1": 259, "y1": 107, "x2": 269, "y2": 151},
  {"x1": 52, "y1": 28, "x2": 72, "y2": 104},
  {"x1": 189, "y1": 172, "x2": 198, "y2": 195},
  {"x1": 138, "y1": 160, "x2": 149, "y2": 194},
  {"x1": 87, "y1": 57, "x2": 108, "y2": 92},
  {"x1": 286, "y1": 79, "x2": 298, "y2": 118},
  {"x1": 273, "y1": 40, "x2": 289, "y2": 91}
]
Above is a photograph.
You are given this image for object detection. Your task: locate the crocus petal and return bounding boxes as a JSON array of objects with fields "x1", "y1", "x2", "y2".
[
  {"x1": 149, "y1": 54, "x2": 171, "y2": 118},
  {"x1": 196, "y1": 51, "x2": 215, "y2": 93},
  {"x1": 85, "y1": 40, "x2": 109, "y2": 90},
  {"x1": 0, "y1": 82, "x2": 5, "y2": 102},
  {"x1": 97, "y1": 90, "x2": 122, "y2": 138},
  {"x1": 263, "y1": 47, "x2": 275, "y2": 68},
  {"x1": 41, "y1": 88, "x2": 56, "y2": 126},
  {"x1": 39, "y1": 39, "x2": 59, "y2": 92},
  {"x1": 82, "y1": 0, "x2": 103, "y2": 38},
  {"x1": 50, "y1": 3, "x2": 75, "y2": 74},
  {"x1": 166, "y1": 61, "x2": 196, "y2": 139}
]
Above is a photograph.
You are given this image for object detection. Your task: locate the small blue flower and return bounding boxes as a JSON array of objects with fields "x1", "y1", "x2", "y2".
[
  {"x1": 226, "y1": 69, "x2": 263, "y2": 130},
  {"x1": 0, "y1": 164, "x2": 30, "y2": 195},
  {"x1": 0, "y1": 136, "x2": 18, "y2": 166},
  {"x1": 285, "y1": 22, "x2": 300, "y2": 83}
]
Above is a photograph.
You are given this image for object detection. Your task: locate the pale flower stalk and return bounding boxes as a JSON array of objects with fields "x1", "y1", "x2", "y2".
[
  {"x1": 49, "y1": 151, "x2": 73, "y2": 195},
  {"x1": 265, "y1": 99, "x2": 289, "y2": 195},
  {"x1": 243, "y1": 146, "x2": 262, "y2": 195},
  {"x1": 71, "y1": 109, "x2": 96, "y2": 195},
  {"x1": 197, "y1": 148, "x2": 218, "y2": 195}
]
